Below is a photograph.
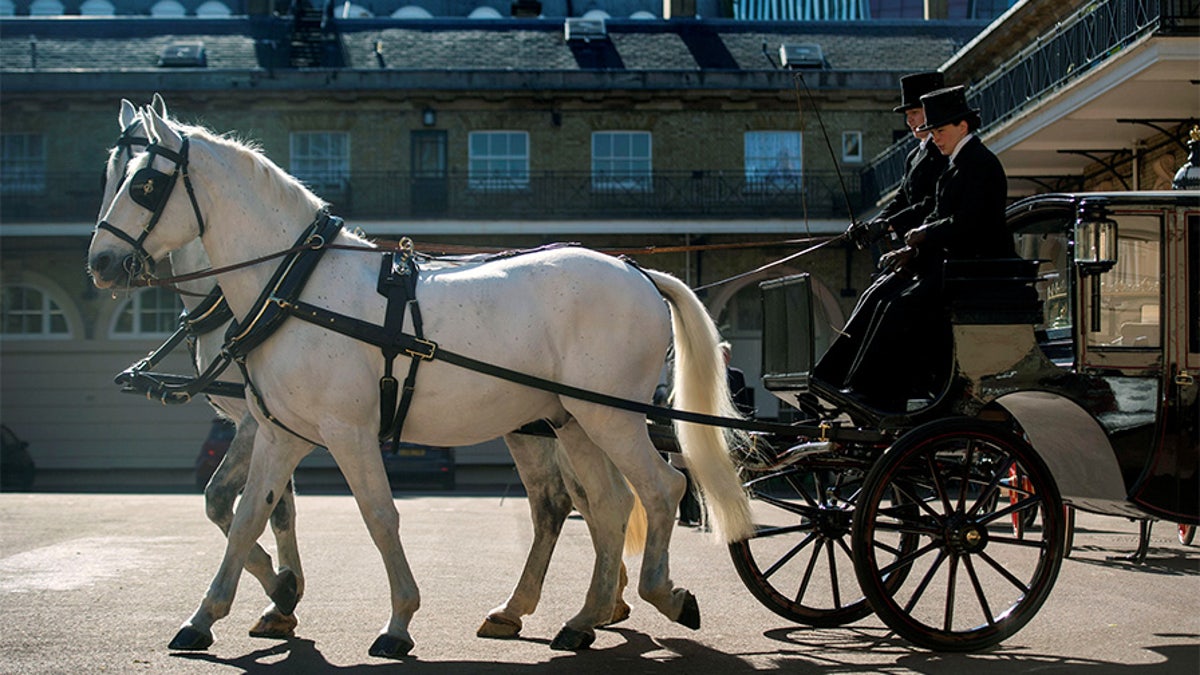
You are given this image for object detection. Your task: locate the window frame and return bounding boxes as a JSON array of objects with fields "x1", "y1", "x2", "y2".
[
  {"x1": 289, "y1": 131, "x2": 351, "y2": 196},
  {"x1": 591, "y1": 131, "x2": 653, "y2": 193},
  {"x1": 743, "y1": 131, "x2": 803, "y2": 191},
  {"x1": 109, "y1": 287, "x2": 185, "y2": 339},
  {"x1": 842, "y1": 130, "x2": 863, "y2": 164},
  {"x1": 1, "y1": 133, "x2": 47, "y2": 195},
  {"x1": 468, "y1": 130, "x2": 530, "y2": 192},
  {"x1": 1, "y1": 282, "x2": 73, "y2": 340}
]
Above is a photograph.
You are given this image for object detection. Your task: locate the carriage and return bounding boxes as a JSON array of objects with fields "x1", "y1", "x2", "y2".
[
  {"x1": 90, "y1": 103, "x2": 1197, "y2": 657},
  {"x1": 727, "y1": 190, "x2": 1199, "y2": 651}
]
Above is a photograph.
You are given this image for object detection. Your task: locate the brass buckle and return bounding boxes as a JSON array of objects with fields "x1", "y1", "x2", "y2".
[
  {"x1": 818, "y1": 421, "x2": 831, "y2": 442},
  {"x1": 406, "y1": 338, "x2": 437, "y2": 361}
]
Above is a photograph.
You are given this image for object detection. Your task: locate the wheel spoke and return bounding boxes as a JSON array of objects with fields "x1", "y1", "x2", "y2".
[
  {"x1": 957, "y1": 439, "x2": 976, "y2": 512},
  {"x1": 752, "y1": 490, "x2": 820, "y2": 520},
  {"x1": 976, "y1": 549, "x2": 1031, "y2": 594},
  {"x1": 980, "y1": 494, "x2": 1041, "y2": 527},
  {"x1": 942, "y1": 554, "x2": 959, "y2": 631},
  {"x1": 795, "y1": 536, "x2": 824, "y2": 604},
  {"x1": 962, "y1": 554, "x2": 995, "y2": 626},
  {"x1": 903, "y1": 549, "x2": 948, "y2": 613},
  {"x1": 986, "y1": 534, "x2": 1050, "y2": 550},
  {"x1": 967, "y1": 456, "x2": 1016, "y2": 518},
  {"x1": 927, "y1": 453, "x2": 954, "y2": 515},
  {"x1": 752, "y1": 521, "x2": 816, "y2": 539},
  {"x1": 763, "y1": 531, "x2": 819, "y2": 579},
  {"x1": 825, "y1": 540, "x2": 842, "y2": 609}
]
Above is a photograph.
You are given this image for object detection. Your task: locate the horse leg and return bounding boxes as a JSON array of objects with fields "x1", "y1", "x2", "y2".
[
  {"x1": 171, "y1": 430, "x2": 309, "y2": 651},
  {"x1": 203, "y1": 414, "x2": 301, "y2": 639},
  {"x1": 477, "y1": 433, "x2": 573, "y2": 640},
  {"x1": 324, "y1": 435, "x2": 420, "y2": 660},
  {"x1": 546, "y1": 420, "x2": 634, "y2": 650},
  {"x1": 569, "y1": 408, "x2": 696, "y2": 629}
]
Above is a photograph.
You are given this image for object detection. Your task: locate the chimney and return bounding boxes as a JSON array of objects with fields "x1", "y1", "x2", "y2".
[{"x1": 664, "y1": 0, "x2": 696, "y2": 19}]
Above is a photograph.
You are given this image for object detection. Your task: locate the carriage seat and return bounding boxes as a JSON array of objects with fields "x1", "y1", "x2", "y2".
[{"x1": 943, "y1": 258, "x2": 1043, "y2": 325}]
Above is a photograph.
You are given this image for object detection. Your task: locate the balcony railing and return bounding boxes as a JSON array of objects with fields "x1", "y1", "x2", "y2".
[
  {"x1": 1, "y1": 169, "x2": 865, "y2": 226},
  {"x1": 859, "y1": 0, "x2": 1197, "y2": 208}
]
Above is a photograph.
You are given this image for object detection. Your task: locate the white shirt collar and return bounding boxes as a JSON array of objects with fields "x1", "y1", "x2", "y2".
[{"x1": 949, "y1": 133, "x2": 975, "y2": 164}]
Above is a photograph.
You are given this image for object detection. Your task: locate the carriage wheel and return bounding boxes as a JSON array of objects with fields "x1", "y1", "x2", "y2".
[
  {"x1": 1180, "y1": 524, "x2": 1196, "y2": 546},
  {"x1": 729, "y1": 454, "x2": 918, "y2": 627},
  {"x1": 852, "y1": 418, "x2": 1064, "y2": 651}
]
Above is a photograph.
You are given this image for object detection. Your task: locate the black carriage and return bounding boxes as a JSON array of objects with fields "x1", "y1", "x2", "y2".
[{"x1": 729, "y1": 190, "x2": 1199, "y2": 651}]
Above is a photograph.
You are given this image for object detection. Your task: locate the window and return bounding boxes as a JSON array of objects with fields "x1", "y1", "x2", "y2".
[
  {"x1": 195, "y1": 0, "x2": 231, "y2": 16},
  {"x1": 744, "y1": 131, "x2": 802, "y2": 189},
  {"x1": 592, "y1": 131, "x2": 652, "y2": 192},
  {"x1": 842, "y1": 131, "x2": 863, "y2": 163},
  {"x1": 290, "y1": 132, "x2": 350, "y2": 196},
  {"x1": 468, "y1": 131, "x2": 529, "y2": 191},
  {"x1": 149, "y1": 0, "x2": 186, "y2": 15},
  {"x1": 28, "y1": 0, "x2": 63, "y2": 14},
  {"x1": 1, "y1": 284, "x2": 71, "y2": 338},
  {"x1": 79, "y1": 0, "x2": 115, "y2": 14},
  {"x1": 1, "y1": 134, "x2": 46, "y2": 195},
  {"x1": 1088, "y1": 215, "x2": 1161, "y2": 349},
  {"x1": 111, "y1": 288, "x2": 184, "y2": 338}
]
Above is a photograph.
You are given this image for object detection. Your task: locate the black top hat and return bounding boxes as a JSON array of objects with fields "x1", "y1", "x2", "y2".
[
  {"x1": 893, "y1": 71, "x2": 945, "y2": 112},
  {"x1": 916, "y1": 85, "x2": 981, "y2": 131}
]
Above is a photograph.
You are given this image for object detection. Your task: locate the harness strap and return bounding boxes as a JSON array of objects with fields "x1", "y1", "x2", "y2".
[
  {"x1": 274, "y1": 297, "x2": 886, "y2": 444},
  {"x1": 376, "y1": 244, "x2": 424, "y2": 445}
]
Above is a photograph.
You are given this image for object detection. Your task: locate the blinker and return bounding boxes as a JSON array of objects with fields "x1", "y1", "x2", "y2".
[{"x1": 130, "y1": 167, "x2": 174, "y2": 212}]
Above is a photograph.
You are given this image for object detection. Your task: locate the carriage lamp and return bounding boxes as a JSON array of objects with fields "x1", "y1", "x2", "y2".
[
  {"x1": 1173, "y1": 125, "x2": 1200, "y2": 190},
  {"x1": 1073, "y1": 200, "x2": 1117, "y2": 276}
]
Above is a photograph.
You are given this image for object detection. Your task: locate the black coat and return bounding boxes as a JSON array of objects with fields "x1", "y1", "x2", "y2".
[
  {"x1": 877, "y1": 139, "x2": 947, "y2": 237},
  {"x1": 914, "y1": 135, "x2": 1014, "y2": 274}
]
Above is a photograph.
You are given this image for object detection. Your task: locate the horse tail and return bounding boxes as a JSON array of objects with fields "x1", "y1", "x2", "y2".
[
  {"x1": 643, "y1": 270, "x2": 754, "y2": 544},
  {"x1": 624, "y1": 485, "x2": 647, "y2": 556}
]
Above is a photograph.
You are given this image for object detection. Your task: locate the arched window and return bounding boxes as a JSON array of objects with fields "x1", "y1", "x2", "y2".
[
  {"x1": 79, "y1": 0, "x2": 115, "y2": 14},
  {"x1": 467, "y1": 5, "x2": 501, "y2": 18},
  {"x1": 29, "y1": 0, "x2": 64, "y2": 15},
  {"x1": 1, "y1": 283, "x2": 73, "y2": 339},
  {"x1": 0, "y1": 0, "x2": 14, "y2": 16},
  {"x1": 149, "y1": 0, "x2": 186, "y2": 16},
  {"x1": 580, "y1": 8, "x2": 610, "y2": 19},
  {"x1": 195, "y1": 0, "x2": 231, "y2": 16},
  {"x1": 391, "y1": 4, "x2": 432, "y2": 18},
  {"x1": 629, "y1": 10, "x2": 656, "y2": 19},
  {"x1": 109, "y1": 287, "x2": 184, "y2": 338},
  {"x1": 340, "y1": 2, "x2": 371, "y2": 17}
]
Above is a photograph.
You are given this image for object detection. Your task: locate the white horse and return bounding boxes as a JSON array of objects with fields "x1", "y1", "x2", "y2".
[
  {"x1": 102, "y1": 98, "x2": 304, "y2": 640},
  {"x1": 104, "y1": 100, "x2": 641, "y2": 646},
  {"x1": 88, "y1": 103, "x2": 753, "y2": 658}
]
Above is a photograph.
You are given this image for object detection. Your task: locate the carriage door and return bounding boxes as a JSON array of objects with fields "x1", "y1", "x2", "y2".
[{"x1": 411, "y1": 130, "x2": 447, "y2": 217}]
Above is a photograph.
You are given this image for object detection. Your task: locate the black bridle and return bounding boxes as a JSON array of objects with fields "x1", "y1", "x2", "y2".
[{"x1": 96, "y1": 135, "x2": 206, "y2": 278}]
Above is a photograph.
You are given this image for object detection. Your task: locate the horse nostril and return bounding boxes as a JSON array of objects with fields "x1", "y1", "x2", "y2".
[{"x1": 91, "y1": 252, "x2": 115, "y2": 277}]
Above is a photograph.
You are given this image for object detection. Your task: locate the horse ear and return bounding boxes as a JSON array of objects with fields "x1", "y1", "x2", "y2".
[
  {"x1": 151, "y1": 93, "x2": 168, "y2": 120},
  {"x1": 143, "y1": 104, "x2": 181, "y2": 151},
  {"x1": 119, "y1": 99, "x2": 137, "y2": 131}
]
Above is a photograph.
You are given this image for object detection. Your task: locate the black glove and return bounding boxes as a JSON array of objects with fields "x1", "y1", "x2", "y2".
[{"x1": 845, "y1": 220, "x2": 876, "y2": 250}]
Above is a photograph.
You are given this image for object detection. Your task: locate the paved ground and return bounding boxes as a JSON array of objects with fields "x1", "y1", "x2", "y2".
[{"x1": 0, "y1": 492, "x2": 1197, "y2": 674}]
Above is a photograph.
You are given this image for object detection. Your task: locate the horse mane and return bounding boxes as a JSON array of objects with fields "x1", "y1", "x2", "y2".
[{"x1": 176, "y1": 123, "x2": 329, "y2": 216}]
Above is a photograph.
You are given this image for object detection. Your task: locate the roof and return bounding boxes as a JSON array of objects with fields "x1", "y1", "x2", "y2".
[{"x1": 1, "y1": 16, "x2": 986, "y2": 77}]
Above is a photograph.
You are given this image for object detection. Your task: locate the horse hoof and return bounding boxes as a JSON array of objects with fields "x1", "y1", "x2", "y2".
[
  {"x1": 269, "y1": 569, "x2": 300, "y2": 616},
  {"x1": 675, "y1": 591, "x2": 700, "y2": 630},
  {"x1": 600, "y1": 601, "x2": 631, "y2": 627},
  {"x1": 168, "y1": 626, "x2": 214, "y2": 651},
  {"x1": 476, "y1": 614, "x2": 522, "y2": 639},
  {"x1": 368, "y1": 633, "x2": 414, "y2": 660},
  {"x1": 249, "y1": 609, "x2": 297, "y2": 639},
  {"x1": 549, "y1": 626, "x2": 595, "y2": 651}
]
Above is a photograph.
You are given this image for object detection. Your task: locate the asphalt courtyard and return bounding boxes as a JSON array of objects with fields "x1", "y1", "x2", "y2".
[{"x1": 0, "y1": 491, "x2": 1197, "y2": 674}]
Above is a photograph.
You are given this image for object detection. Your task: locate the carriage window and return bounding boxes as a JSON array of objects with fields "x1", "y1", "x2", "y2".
[
  {"x1": 290, "y1": 132, "x2": 350, "y2": 197},
  {"x1": 468, "y1": 131, "x2": 529, "y2": 191},
  {"x1": 744, "y1": 131, "x2": 802, "y2": 190},
  {"x1": 591, "y1": 131, "x2": 652, "y2": 193},
  {"x1": 1, "y1": 134, "x2": 46, "y2": 195},
  {"x1": 110, "y1": 288, "x2": 184, "y2": 338},
  {"x1": 1, "y1": 284, "x2": 71, "y2": 339},
  {"x1": 1087, "y1": 214, "x2": 1161, "y2": 349},
  {"x1": 1014, "y1": 224, "x2": 1072, "y2": 362}
]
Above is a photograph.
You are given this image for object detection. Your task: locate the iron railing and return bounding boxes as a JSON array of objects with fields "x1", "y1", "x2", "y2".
[
  {"x1": 1, "y1": 169, "x2": 865, "y2": 225},
  {"x1": 859, "y1": 0, "x2": 1197, "y2": 208}
]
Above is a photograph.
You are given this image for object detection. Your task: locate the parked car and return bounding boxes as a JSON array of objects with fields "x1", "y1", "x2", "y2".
[
  {"x1": 1, "y1": 424, "x2": 36, "y2": 491},
  {"x1": 194, "y1": 419, "x2": 455, "y2": 491}
]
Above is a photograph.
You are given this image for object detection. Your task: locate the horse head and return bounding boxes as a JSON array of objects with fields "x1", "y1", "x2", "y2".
[{"x1": 88, "y1": 103, "x2": 201, "y2": 289}]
